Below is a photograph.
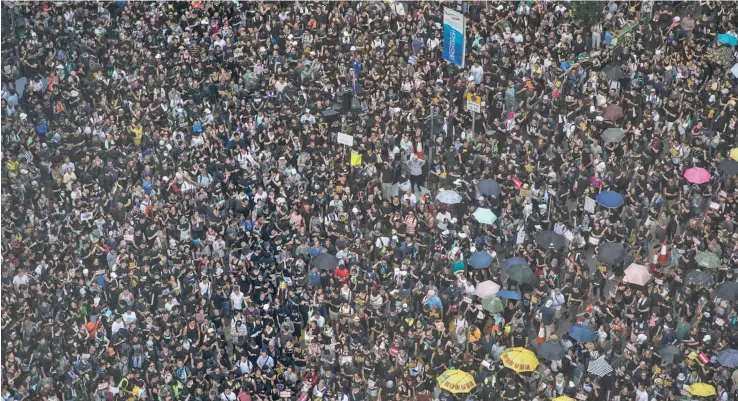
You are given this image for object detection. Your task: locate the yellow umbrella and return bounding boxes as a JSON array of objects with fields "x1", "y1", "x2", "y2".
[
  {"x1": 730, "y1": 148, "x2": 738, "y2": 160},
  {"x1": 552, "y1": 397, "x2": 576, "y2": 401},
  {"x1": 437, "y1": 369, "x2": 476, "y2": 394},
  {"x1": 500, "y1": 347, "x2": 539, "y2": 372},
  {"x1": 686, "y1": 383, "x2": 717, "y2": 397}
]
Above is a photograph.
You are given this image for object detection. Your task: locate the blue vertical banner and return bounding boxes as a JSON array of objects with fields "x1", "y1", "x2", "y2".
[{"x1": 442, "y1": 7, "x2": 466, "y2": 67}]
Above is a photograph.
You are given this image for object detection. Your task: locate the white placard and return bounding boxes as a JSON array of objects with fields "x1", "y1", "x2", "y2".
[
  {"x1": 584, "y1": 196, "x2": 596, "y2": 214},
  {"x1": 467, "y1": 100, "x2": 481, "y2": 113},
  {"x1": 337, "y1": 132, "x2": 354, "y2": 147}
]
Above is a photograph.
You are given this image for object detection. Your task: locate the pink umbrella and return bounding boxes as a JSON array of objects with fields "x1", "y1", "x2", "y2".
[
  {"x1": 684, "y1": 167, "x2": 711, "y2": 184},
  {"x1": 623, "y1": 263, "x2": 652, "y2": 286}
]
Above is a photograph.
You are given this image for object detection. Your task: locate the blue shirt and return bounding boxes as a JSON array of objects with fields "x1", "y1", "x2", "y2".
[
  {"x1": 351, "y1": 60, "x2": 362, "y2": 77},
  {"x1": 425, "y1": 295, "x2": 443, "y2": 310},
  {"x1": 309, "y1": 245, "x2": 324, "y2": 257}
]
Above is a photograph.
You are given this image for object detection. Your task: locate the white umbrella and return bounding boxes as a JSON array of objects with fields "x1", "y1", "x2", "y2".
[
  {"x1": 474, "y1": 280, "x2": 501, "y2": 298},
  {"x1": 473, "y1": 208, "x2": 498, "y2": 225},
  {"x1": 731, "y1": 63, "x2": 738, "y2": 79},
  {"x1": 623, "y1": 263, "x2": 652, "y2": 286},
  {"x1": 436, "y1": 190, "x2": 463, "y2": 204},
  {"x1": 587, "y1": 356, "x2": 613, "y2": 377}
]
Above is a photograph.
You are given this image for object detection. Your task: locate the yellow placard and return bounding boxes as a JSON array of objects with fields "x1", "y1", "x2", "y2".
[
  {"x1": 466, "y1": 93, "x2": 481, "y2": 104},
  {"x1": 350, "y1": 152, "x2": 362, "y2": 166}
]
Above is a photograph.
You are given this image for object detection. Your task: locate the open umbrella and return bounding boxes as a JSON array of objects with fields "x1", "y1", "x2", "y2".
[
  {"x1": 603, "y1": 104, "x2": 624, "y2": 121},
  {"x1": 601, "y1": 128, "x2": 625, "y2": 144},
  {"x1": 686, "y1": 383, "x2": 716, "y2": 397},
  {"x1": 716, "y1": 349, "x2": 738, "y2": 368},
  {"x1": 732, "y1": 63, "x2": 738, "y2": 79},
  {"x1": 537, "y1": 340, "x2": 566, "y2": 360},
  {"x1": 310, "y1": 254, "x2": 339, "y2": 270},
  {"x1": 604, "y1": 66, "x2": 627, "y2": 80},
  {"x1": 718, "y1": 33, "x2": 738, "y2": 46},
  {"x1": 503, "y1": 257, "x2": 529, "y2": 270},
  {"x1": 730, "y1": 147, "x2": 738, "y2": 160},
  {"x1": 469, "y1": 251, "x2": 494, "y2": 269},
  {"x1": 718, "y1": 159, "x2": 738, "y2": 175},
  {"x1": 477, "y1": 179, "x2": 501, "y2": 197},
  {"x1": 684, "y1": 167, "x2": 711, "y2": 184},
  {"x1": 623, "y1": 263, "x2": 652, "y2": 286},
  {"x1": 685, "y1": 270, "x2": 713, "y2": 286},
  {"x1": 587, "y1": 356, "x2": 613, "y2": 377},
  {"x1": 437, "y1": 369, "x2": 476, "y2": 394},
  {"x1": 496, "y1": 289, "x2": 521, "y2": 300},
  {"x1": 657, "y1": 345, "x2": 682, "y2": 364},
  {"x1": 481, "y1": 296, "x2": 505, "y2": 313},
  {"x1": 716, "y1": 281, "x2": 738, "y2": 301},
  {"x1": 500, "y1": 347, "x2": 539, "y2": 372},
  {"x1": 568, "y1": 323, "x2": 596, "y2": 342},
  {"x1": 436, "y1": 190, "x2": 463, "y2": 204},
  {"x1": 473, "y1": 208, "x2": 498, "y2": 225},
  {"x1": 695, "y1": 251, "x2": 720, "y2": 269},
  {"x1": 474, "y1": 280, "x2": 501, "y2": 298},
  {"x1": 552, "y1": 397, "x2": 576, "y2": 401},
  {"x1": 596, "y1": 191, "x2": 624, "y2": 208},
  {"x1": 506, "y1": 264, "x2": 536, "y2": 283},
  {"x1": 596, "y1": 243, "x2": 627, "y2": 266},
  {"x1": 535, "y1": 231, "x2": 566, "y2": 250}
]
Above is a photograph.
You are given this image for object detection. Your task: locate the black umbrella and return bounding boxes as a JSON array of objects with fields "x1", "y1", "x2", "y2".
[
  {"x1": 657, "y1": 345, "x2": 683, "y2": 364},
  {"x1": 506, "y1": 264, "x2": 536, "y2": 283},
  {"x1": 477, "y1": 179, "x2": 501, "y2": 197},
  {"x1": 718, "y1": 159, "x2": 738, "y2": 175},
  {"x1": 604, "y1": 66, "x2": 627, "y2": 80},
  {"x1": 685, "y1": 270, "x2": 713, "y2": 286},
  {"x1": 536, "y1": 340, "x2": 566, "y2": 360},
  {"x1": 596, "y1": 243, "x2": 627, "y2": 266},
  {"x1": 716, "y1": 281, "x2": 738, "y2": 301},
  {"x1": 311, "y1": 254, "x2": 339, "y2": 271},
  {"x1": 535, "y1": 231, "x2": 566, "y2": 250}
]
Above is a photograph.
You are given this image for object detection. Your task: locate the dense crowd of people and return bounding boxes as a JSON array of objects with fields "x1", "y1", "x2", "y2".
[{"x1": 2, "y1": 1, "x2": 738, "y2": 401}]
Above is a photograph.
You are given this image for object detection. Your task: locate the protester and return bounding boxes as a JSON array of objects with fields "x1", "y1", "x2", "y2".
[{"x1": 2, "y1": 2, "x2": 738, "y2": 401}]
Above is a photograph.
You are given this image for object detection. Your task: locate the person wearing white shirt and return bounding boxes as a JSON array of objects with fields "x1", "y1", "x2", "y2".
[
  {"x1": 236, "y1": 355, "x2": 253, "y2": 375},
  {"x1": 436, "y1": 210, "x2": 452, "y2": 231},
  {"x1": 470, "y1": 62, "x2": 484, "y2": 84},
  {"x1": 219, "y1": 388, "x2": 237, "y2": 401},
  {"x1": 551, "y1": 288, "x2": 566, "y2": 319},
  {"x1": 111, "y1": 317, "x2": 126, "y2": 335},
  {"x1": 12, "y1": 271, "x2": 30, "y2": 289},
  {"x1": 121, "y1": 310, "x2": 137, "y2": 325},
  {"x1": 230, "y1": 287, "x2": 246, "y2": 311}
]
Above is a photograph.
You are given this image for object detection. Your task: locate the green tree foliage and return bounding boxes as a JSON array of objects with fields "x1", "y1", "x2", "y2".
[{"x1": 570, "y1": 2, "x2": 603, "y2": 29}]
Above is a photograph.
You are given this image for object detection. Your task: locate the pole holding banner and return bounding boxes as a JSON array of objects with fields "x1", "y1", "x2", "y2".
[{"x1": 443, "y1": 7, "x2": 466, "y2": 68}]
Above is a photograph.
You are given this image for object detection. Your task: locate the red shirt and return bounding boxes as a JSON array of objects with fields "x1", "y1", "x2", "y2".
[{"x1": 335, "y1": 267, "x2": 350, "y2": 278}]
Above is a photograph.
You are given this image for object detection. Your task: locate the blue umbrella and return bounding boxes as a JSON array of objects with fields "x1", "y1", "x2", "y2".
[
  {"x1": 496, "y1": 289, "x2": 521, "y2": 300},
  {"x1": 718, "y1": 33, "x2": 738, "y2": 47},
  {"x1": 503, "y1": 257, "x2": 529, "y2": 270},
  {"x1": 568, "y1": 324, "x2": 597, "y2": 343},
  {"x1": 716, "y1": 349, "x2": 738, "y2": 368},
  {"x1": 469, "y1": 252, "x2": 494, "y2": 269},
  {"x1": 596, "y1": 191, "x2": 624, "y2": 208},
  {"x1": 477, "y1": 179, "x2": 501, "y2": 197},
  {"x1": 473, "y1": 208, "x2": 498, "y2": 225}
]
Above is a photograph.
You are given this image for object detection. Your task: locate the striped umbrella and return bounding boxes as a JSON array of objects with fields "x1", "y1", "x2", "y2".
[{"x1": 587, "y1": 356, "x2": 613, "y2": 377}]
